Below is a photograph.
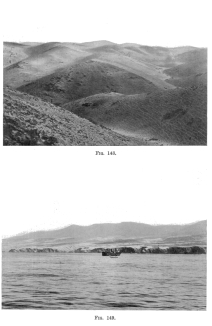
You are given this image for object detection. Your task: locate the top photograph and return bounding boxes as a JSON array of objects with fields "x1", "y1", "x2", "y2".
[{"x1": 3, "y1": 40, "x2": 207, "y2": 146}]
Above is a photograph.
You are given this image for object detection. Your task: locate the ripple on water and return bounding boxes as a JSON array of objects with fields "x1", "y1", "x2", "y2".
[{"x1": 2, "y1": 253, "x2": 206, "y2": 310}]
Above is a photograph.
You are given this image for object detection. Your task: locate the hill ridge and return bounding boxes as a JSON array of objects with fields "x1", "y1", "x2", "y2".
[
  {"x1": 3, "y1": 41, "x2": 207, "y2": 146},
  {"x1": 2, "y1": 220, "x2": 206, "y2": 251}
]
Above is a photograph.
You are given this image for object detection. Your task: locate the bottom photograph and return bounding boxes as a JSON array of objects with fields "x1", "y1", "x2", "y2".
[{"x1": 2, "y1": 220, "x2": 206, "y2": 310}]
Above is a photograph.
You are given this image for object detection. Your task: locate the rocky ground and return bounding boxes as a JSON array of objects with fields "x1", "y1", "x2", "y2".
[{"x1": 3, "y1": 87, "x2": 145, "y2": 146}]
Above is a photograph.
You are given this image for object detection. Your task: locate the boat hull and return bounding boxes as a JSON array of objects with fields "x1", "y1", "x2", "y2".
[{"x1": 102, "y1": 252, "x2": 121, "y2": 256}]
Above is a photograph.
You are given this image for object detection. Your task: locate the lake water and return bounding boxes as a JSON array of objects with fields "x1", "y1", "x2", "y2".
[{"x1": 2, "y1": 253, "x2": 206, "y2": 310}]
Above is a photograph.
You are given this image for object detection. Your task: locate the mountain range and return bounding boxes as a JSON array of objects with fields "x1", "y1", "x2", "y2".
[
  {"x1": 3, "y1": 41, "x2": 207, "y2": 145},
  {"x1": 2, "y1": 221, "x2": 207, "y2": 252}
]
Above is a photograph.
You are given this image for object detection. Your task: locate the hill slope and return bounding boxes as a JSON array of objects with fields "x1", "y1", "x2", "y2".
[
  {"x1": 63, "y1": 84, "x2": 207, "y2": 145},
  {"x1": 4, "y1": 42, "x2": 206, "y2": 93},
  {"x1": 4, "y1": 44, "x2": 91, "y2": 88},
  {"x1": 3, "y1": 42, "x2": 29, "y2": 67},
  {"x1": 18, "y1": 60, "x2": 158, "y2": 105},
  {"x1": 4, "y1": 41, "x2": 197, "y2": 90},
  {"x1": 165, "y1": 48, "x2": 207, "y2": 88},
  {"x1": 3, "y1": 41, "x2": 207, "y2": 146},
  {"x1": 2, "y1": 221, "x2": 207, "y2": 251},
  {"x1": 3, "y1": 87, "x2": 144, "y2": 146}
]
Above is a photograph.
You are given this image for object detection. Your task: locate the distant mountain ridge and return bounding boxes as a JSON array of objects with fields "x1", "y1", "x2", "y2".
[{"x1": 2, "y1": 221, "x2": 207, "y2": 252}]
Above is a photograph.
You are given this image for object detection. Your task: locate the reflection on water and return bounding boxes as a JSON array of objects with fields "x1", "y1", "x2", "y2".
[{"x1": 2, "y1": 253, "x2": 206, "y2": 310}]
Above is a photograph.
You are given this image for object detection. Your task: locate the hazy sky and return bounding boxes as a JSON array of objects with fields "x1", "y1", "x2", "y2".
[
  {"x1": 2, "y1": 0, "x2": 209, "y2": 47},
  {"x1": 1, "y1": 147, "x2": 210, "y2": 238}
]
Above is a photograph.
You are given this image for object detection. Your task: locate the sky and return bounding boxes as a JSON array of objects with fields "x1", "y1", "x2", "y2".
[
  {"x1": 1, "y1": 146, "x2": 210, "y2": 238},
  {"x1": 1, "y1": 0, "x2": 210, "y2": 47}
]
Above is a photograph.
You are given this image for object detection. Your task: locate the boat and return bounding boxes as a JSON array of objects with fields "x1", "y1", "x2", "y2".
[{"x1": 102, "y1": 249, "x2": 121, "y2": 257}]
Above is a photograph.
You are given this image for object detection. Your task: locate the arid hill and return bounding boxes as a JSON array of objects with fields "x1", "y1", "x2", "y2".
[
  {"x1": 18, "y1": 60, "x2": 158, "y2": 105},
  {"x1": 4, "y1": 87, "x2": 143, "y2": 146},
  {"x1": 3, "y1": 41, "x2": 207, "y2": 146},
  {"x1": 63, "y1": 84, "x2": 207, "y2": 145}
]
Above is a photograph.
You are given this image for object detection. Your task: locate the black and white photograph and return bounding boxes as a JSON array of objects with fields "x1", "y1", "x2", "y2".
[
  {"x1": 2, "y1": 4, "x2": 207, "y2": 146},
  {"x1": 1, "y1": 0, "x2": 211, "y2": 325},
  {"x1": 2, "y1": 219, "x2": 207, "y2": 310}
]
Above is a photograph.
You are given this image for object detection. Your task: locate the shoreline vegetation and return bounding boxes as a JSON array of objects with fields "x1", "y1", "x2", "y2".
[{"x1": 8, "y1": 246, "x2": 206, "y2": 254}]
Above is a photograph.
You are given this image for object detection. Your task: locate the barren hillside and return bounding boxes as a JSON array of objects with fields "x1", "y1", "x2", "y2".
[
  {"x1": 3, "y1": 41, "x2": 207, "y2": 146},
  {"x1": 4, "y1": 87, "x2": 144, "y2": 146},
  {"x1": 18, "y1": 60, "x2": 158, "y2": 105},
  {"x1": 63, "y1": 84, "x2": 207, "y2": 145}
]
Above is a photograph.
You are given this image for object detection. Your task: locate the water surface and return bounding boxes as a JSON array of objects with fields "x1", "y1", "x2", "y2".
[{"x1": 2, "y1": 253, "x2": 206, "y2": 310}]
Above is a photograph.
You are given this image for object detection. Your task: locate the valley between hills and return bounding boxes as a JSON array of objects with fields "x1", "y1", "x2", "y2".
[{"x1": 3, "y1": 41, "x2": 207, "y2": 146}]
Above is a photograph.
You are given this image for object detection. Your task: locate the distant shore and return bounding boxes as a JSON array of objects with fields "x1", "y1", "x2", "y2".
[{"x1": 7, "y1": 246, "x2": 206, "y2": 254}]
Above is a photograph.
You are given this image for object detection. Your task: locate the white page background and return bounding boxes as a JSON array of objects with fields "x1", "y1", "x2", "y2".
[{"x1": 0, "y1": 0, "x2": 211, "y2": 325}]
